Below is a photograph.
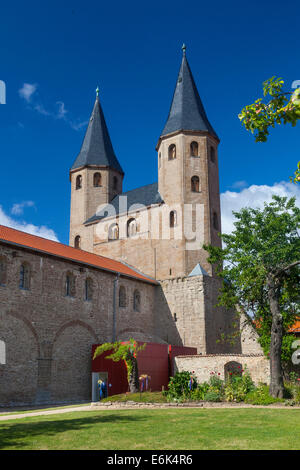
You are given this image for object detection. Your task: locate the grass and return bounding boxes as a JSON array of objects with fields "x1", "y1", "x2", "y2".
[
  {"x1": 101, "y1": 391, "x2": 168, "y2": 403},
  {"x1": 1, "y1": 408, "x2": 300, "y2": 450}
]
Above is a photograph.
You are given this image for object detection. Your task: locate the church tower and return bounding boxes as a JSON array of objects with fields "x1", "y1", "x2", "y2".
[
  {"x1": 156, "y1": 45, "x2": 221, "y2": 276},
  {"x1": 69, "y1": 88, "x2": 124, "y2": 251}
]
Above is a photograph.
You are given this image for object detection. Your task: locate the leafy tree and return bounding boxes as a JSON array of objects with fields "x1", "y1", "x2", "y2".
[
  {"x1": 93, "y1": 338, "x2": 146, "y2": 393},
  {"x1": 238, "y1": 77, "x2": 300, "y2": 183},
  {"x1": 204, "y1": 195, "x2": 300, "y2": 398}
]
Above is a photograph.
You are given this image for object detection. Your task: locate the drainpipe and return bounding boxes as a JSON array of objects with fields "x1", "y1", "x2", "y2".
[{"x1": 112, "y1": 273, "x2": 120, "y2": 342}]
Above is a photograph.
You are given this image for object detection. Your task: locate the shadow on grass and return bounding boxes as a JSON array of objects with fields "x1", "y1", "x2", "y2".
[{"x1": 0, "y1": 412, "x2": 146, "y2": 450}]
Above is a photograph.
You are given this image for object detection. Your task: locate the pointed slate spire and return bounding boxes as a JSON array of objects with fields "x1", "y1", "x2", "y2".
[
  {"x1": 71, "y1": 89, "x2": 124, "y2": 174},
  {"x1": 160, "y1": 45, "x2": 218, "y2": 140}
]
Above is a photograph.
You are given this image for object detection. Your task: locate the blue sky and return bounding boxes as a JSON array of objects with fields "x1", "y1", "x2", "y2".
[{"x1": 0, "y1": 0, "x2": 299, "y2": 244}]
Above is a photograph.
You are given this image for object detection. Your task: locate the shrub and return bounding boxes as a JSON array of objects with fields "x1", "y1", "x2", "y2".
[
  {"x1": 245, "y1": 384, "x2": 284, "y2": 405},
  {"x1": 204, "y1": 390, "x2": 222, "y2": 402},
  {"x1": 166, "y1": 371, "x2": 197, "y2": 400},
  {"x1": 224, "y1": 366, "x2": 255, "y2": 402},
  {"x1": 190, "y1": 382, "x2": 210, "y2": 401}
]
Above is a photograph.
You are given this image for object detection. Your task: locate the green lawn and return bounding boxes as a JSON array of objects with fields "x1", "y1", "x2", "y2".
[{"x1": 1, "y1": 408, "x2": 300, "y2": 450}]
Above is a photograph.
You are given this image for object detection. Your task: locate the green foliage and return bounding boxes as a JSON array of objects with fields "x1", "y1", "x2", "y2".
[
  {"x1": 224, "y1": 367, "x2": 255, "y2": 402},
  {"x1": 245, "y1": 384, "x2": 284, "y2": 405},
  {"x1": 204, "y1": 195, "x2": 300, "y2": 365},
  {"x1": 238, "y1": 77, "x2": 300, "y2": 182},
  {"x1": 203, "y1": 390, "x2": 222, "y2": 402},
  {"x1": 166, "y1": 371, "x2": 197, "y2": 401},
  {"x1": 93, "y1": 338, "x2": 146, "y2": 384}
]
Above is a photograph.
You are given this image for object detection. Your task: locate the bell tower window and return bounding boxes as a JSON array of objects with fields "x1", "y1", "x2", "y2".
[
  {"x1": 93, "y1": 172, "x2": 101, "y2": 187},
  {"x1": 210, "y1": 146, "x2": 216, "y2": 163},
  {"x1": 168, "y1": 144, "x2": 176, "y2": 160},
  {"x1": 191, "y1": 176, "x2": 200, "y2": 192},
  {"x1": 76, "y1": 175, "x2": 82, "y2": 190},
  {"x1": 190, "y1": 141, "x2": 199, "y2": 157}
]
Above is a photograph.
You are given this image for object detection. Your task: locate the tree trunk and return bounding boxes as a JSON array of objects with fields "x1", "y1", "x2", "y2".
[
  {"x1": 268, "y1": 276, "x2": 284, "y2": 398},
  {"x1": 128, "y1": 355, "x2": 139, "y2": 393}
]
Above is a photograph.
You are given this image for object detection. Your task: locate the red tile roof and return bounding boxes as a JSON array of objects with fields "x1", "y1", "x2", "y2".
[
  {"x1": 289, "y1": 321, "x2": 300, "y2": 333},
  {"x1": 0, "y1": 225, "x2": 157, "y2": 285}
]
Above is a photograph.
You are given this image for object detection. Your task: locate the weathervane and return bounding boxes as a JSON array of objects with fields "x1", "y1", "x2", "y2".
[
  {"x1": 182, "y1": 43, "x2": 186, "y2": 55},
  {"x1": 96, "y1": 86, "x2": 99, "y2": 98}
]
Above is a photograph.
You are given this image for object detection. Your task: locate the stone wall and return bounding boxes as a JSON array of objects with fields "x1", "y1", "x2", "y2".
[
  {"x1": 0, "y1": 242, "x2": 157, "y2": 406},
  {"x1": 174, "y1": 354, "x2": 270, "y2": 385}
]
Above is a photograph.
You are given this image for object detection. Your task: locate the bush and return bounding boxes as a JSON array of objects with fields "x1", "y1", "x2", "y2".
[
  {"x1": 224, "y1": 367, "x2": 255, "y2": 402},
  {"x1": 190, "y1": 382, "x2": 210, "y2": 401},
  {"x1": 204, "y1": 390, "x2": 222, "y2": 402},
  {"x1": 244, "y1": 384, "x2": 284, "y2": 405},
  {"x1": 166, "y1": 371, "x2": 197, "y2": 401}
]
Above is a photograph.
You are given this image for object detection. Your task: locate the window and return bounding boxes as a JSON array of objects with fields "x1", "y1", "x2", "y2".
[
  {"x1": 85, "y1": 278, "x2": 93, "y2": 301},
  {"x1": 0, "y1": 340, "x2": 5, "y2": 365},
  {"x1": 119, "y1": 286, "x2": 126, "y2": 308},
  {"x1": 65, "y1": 272, "x2": 76, "y2": 297},
  {"x1": 113, "y1": 176, "x2": 118, "y2": 191},
  {"x1": 93, "y1": 172, "x2": 101, "y2": 187},
  {"x1": 76, "y1": 175, "x2": 82, "y2": 190},
  {"x1": 0, "y1": 257, "x2": 7, "y2": 286},
  {"x1": 158, "y1": 152, "x2": 161, "y2": 168},
  {"x1": 108, "y1": 223, "x2": 119, "y2": 240},
  {"x1": 168, "y1": 144, "x2": 176, "y2": 160},
  {"x1": 213, "y1": 211, "x2": 219, "y2": 231},
  {"x1": 210, "y1": 146, "x2": 216, "y2": 163},
  {"x1": 133, "y1": 289, "x2": 141, "y2": 312},
  {"x1": 74, "y1": 235, "x2": 81, "y2": 249},
  {"x1": 127, "y1": 218, "x2": 137, "y2": 238},
  {"x1": 191, "y1": 176, "x2": 200, "y2": 192},
  {"x1": 190, "y1": 141, "x2": 199, "y2": 157},
  {"x1": 169, "y1": 211, "x2": 177, "y2": 228},
  {"x1": 19, "y1": 263, "x2": 30, "y2": 290}
]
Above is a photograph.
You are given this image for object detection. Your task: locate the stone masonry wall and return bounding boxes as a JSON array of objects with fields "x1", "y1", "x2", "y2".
[
  {"x1": 174, "y1": 354, "x2": 270, "y2": 385},
  {"x1": 0, "y1": 242, "x2": 157, "y2": 406}
]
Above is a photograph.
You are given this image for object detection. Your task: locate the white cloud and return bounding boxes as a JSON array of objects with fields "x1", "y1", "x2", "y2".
[
  {"x1": 19, "y1": 83, "x2": 86, "y2": 131},
  {"x1": 11, "y1": 201, "x2": 35, "y2": 216},
  {"x1": 19, "y1": 83, "x2": 37, "y2": 102},
  {"x1": 221, "y1": 181, "x2": 300, "y2": 235},
  {"x1": 0, "y1": 206, "x2": 59, "y2": 241}
]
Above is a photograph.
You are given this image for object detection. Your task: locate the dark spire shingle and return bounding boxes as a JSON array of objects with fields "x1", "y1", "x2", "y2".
[
  {"x1": 160, "y1": 50, "x2": 218, "y2": 140},
  {"x1": 71, "y1": 96, "x2": 124, "y2": 174}
]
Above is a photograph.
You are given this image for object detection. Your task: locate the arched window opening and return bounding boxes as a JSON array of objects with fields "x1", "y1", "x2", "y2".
[
  {"x1": 190, "y1": 141, "x2": 199, "y2": 157},
  {"x1": 74, "y1": 235, "x2": 81, "y2": 249},
  {"x1": 170, "y1": 211, "x2": 177, "y2": 228},
  {"x1": 76, "y1": 174, "x2": 82, "y2": 190},
  {"x1": 0, "y1": 257, "x2": 7, "y2": 286},
  {"x1": 168, "y1": 144, "x2": 176, "y2": 160},
  {"x1": 127, "y1": 218, "x2": 137, "y2": 238},
  {"x1": 108, "y1": 223, "x2": 119, "y2": 241},
  {"x1": 113, "y1": 176, "x2": 118, "y2": 191},
  {"x1": 19, "y1": 263, "x2": 30, "y2": 290},
  {"x1": 210, "y1": 146, "x2": 216, "y2": 163},
  {"x1": 65, "y1": 272, "x2": 76, "y2": 297},
  {"x1": 119, "y1": 286, "x2": 126, "y2": 308},
  {"x1": 191, "y1": 176, "x2": 200, "y2": 192},
  {"x1": 93, "y1": 172, "x2": 101, "y2": 187},
  {"x1": 85, "y1": 278, "x2": 93, "y2": 301},
  {"x1": 133, "y1": 289, "x2": 141, "y2": 312},
  {"x1": 213, "y1": 211, "x2": 219, "y2": 231},
  {"x1": 158, "y1": 153, "x2": 161, "y2": 168},
  {"x1": 224, "y1": 361, "x2": 243, "y2": 381}
]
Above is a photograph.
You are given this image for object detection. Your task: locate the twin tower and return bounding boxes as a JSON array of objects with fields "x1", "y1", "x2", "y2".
[{"x1": 69, "y1": 47, "x2": 222, "y2": 281}]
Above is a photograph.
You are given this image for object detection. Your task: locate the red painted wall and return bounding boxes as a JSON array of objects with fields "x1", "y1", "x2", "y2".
[{"x1": 92, "y1": 342, "x2": 197, "y2": 397}]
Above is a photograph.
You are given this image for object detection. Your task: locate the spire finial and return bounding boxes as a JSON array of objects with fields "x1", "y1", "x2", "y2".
[
  {"x1": 182, "y1": 43, "x2": 186, "y2": 55},
  {"x1": 96, "y1": 86, "x2": 99, "y2": 98}
]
